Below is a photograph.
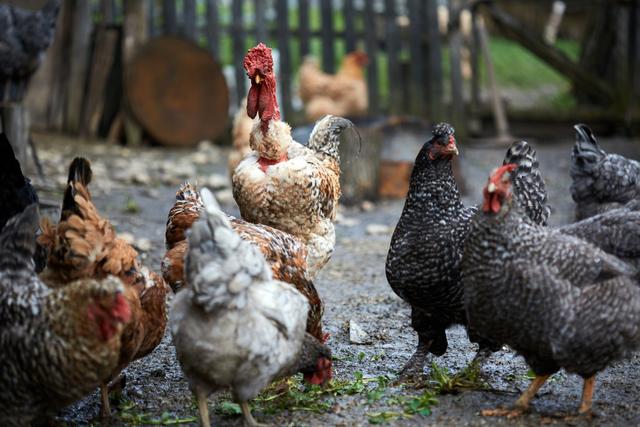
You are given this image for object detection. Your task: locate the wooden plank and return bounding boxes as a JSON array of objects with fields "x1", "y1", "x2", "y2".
[
  {"x1": 408, "y1": 0, "x2": 426, "y2": 117},
  {"x1": 163, "y1": 0, "x2": 177, "y2": 34},
  {"x1": 384, "y1": 0, "x2": 401, "y2": 113},
  {"x1": 147, "y1": 0, "x2": 156, "y2": 37},
  {"x1": 343, "y1": 0, "x2": 356, "y2": 52},
  {"x1": 232, "y1": 0, "x2": 246, "y2": 105},
  {"x1": 101, "y1": 0, "x2": 115, "y2": 24},
  {"x1": 633, "y1": 0, "x2": 640, "y2": 98},
  {"x1": 469, "y1": 6, "x2": 481, "y2": 115},
  {"x1": 276, "y1": 0, "x2": 292, "y2": 120},
  {"x1": 320, "y1": 0, "x2": 334, "y2": 72},
  {"x1": 46, "y1": 0, "x2": 73, "y2": 130},
  {"x1": 425, "y1": 0, "x2": 443, "y2": 122},
  {"x1": 183, "y1": 0, "x2": 197, "y2": 40},
  {"x1": 255, "y1": 0, "x2": 267, "y2": 43},
  {"x1": 122, "y1": 0, "x2": 148, "y2": 145},
  {"x1": 363, "y1": 0, "x2": 378, "y2": 114},
  {"x1": 298, "y1": 0, "x2": 310, "y2": 57},
  {"x1": 65, "y1": 0, "x2": 93, "y2": 133},
  {"x1": 206, "y1": 0, "x2": 220, "y2": 58},
  {"x1": 449, "y1": 0, "x2": 466, "y2": 139}
]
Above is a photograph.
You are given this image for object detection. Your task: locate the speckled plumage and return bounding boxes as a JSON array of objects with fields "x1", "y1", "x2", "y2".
[
  {"x1": 170, "y1": 189, "x2": 330, "y2": 425},
  {"x1": 462, "y1": 170, "x2": 640, "y2": 398},
  {"x1": 162, "y1": 182, "x2": 325, "y2": 341},
  {"x1": 386, "y1": 123, "x2": 496, "y2": 376},
  {"x1": 571, "y1": 124, "x2": 640, "y2": 220},
  {"x1": 233, "y1": 115, "x2": 352, "y2": 276},
  {"x1": 0, "y1": 205, "x2": 129, "y2": 425}
]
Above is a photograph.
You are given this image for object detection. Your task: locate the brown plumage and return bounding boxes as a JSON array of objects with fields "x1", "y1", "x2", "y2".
[
  {"x1": 162, "y1": 182, "x2": 325, "y2": 341},
  {"x1": 38, "y1": 157, "x2": 168, "y2": 418}
]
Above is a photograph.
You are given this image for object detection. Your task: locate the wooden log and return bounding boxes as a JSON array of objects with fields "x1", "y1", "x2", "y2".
[
  {"x1": 64, "y1": 0, "x2": 93, "y2": 133},
  {"x1": 81, "y1": 26, "x2": 119, "y2": 138},
  {"x1": 163, "y1": 0, "x2": 177, "y2": 34},
  {"x1": 425, "y1": 0, "x2": 443, "y2": 122},
  {"x1": 343, "y1": 0, "x2": 356, "y2": 53},
  {"x1": 183, "y1": 0, "x2": 197, "y2": 40},
  {"x1": 298, "y1": 0, "x2": 310, "y2": 57},
  {"x1": 275, "y1": 0, "x2": 292, "y2": 120},
  {"x1": 232, "y1": 0, "x2": 246, "y2": 105},
  {"x1": 320, "y1": 0, "x2": 334, "y2": 73},
  {"x1": 206, "y1": 0, "x2": 220, "y2": 59},
  {"x1": 482, "y1": 2, "x2": 615, "y2": 105},
  {"x1": 363, "y1": 1, "x2": 379, "y2": 114},
  {"x1": 384, "y1": 0, "x2": 402, "y2": 114},
  {"x1": 255, "y1": 0, "x2": 267, "y2": 43}
]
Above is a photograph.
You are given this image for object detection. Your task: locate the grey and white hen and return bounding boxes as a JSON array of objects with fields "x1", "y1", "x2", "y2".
[
  {"x1": 571, "y1": 124, "x2": 640, "y2": 220},
  {"x1": 462, "y1": 164, "x2": 640, "y2": 417},
  {"x1": 170, "y1": 188, "x2": 332, "y2": 427}
]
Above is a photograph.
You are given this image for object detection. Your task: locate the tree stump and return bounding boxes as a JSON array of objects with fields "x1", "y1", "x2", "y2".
[{"x1": 339, "y1": 120, "x2": 383, "y2": 204}]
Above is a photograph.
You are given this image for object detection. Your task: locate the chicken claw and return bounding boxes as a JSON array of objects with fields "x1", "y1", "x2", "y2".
[
  {"x1": 241, "y1": 401, "x2": 268, "y2": 427},
  {"x1": 481, "y1": 408, "x2": 525, "y2": 419}
]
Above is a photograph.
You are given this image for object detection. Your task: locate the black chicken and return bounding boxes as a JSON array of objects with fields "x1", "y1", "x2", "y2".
[
  {"x1": 462, "y1": 164, "x2": 640, "y2": 417},
  {"x1": 386, "y1": 123, "x2": 498, "y2": 380},
  {"x1": 571, "y1": 124, "x2": 640, "y2": 220},
  {"x1": 0, "y1": 133, "x2": 45, "y2": 271},
  {"x1": 0, "y1": 0, "x2": 60, "y2": 102}
]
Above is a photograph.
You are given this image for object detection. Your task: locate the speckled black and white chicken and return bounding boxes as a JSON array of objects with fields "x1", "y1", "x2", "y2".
[
  {"x1": 0, "y1": 0, "x2": 60, "y2": 102},
  {"x1": 571, "y1": 124, "x2": 640, "y2": 220},
  {"x1": 170, "y1": 188, "x2": 332, "y2": 427},
  {"x1": 462, "y1": 164, "x2": 640, "y2": 417},
  {"x1": 386, "y1": 123, "x2": 499, "y2": 380}
]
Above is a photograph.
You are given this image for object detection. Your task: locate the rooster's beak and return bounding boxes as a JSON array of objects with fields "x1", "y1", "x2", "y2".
[
  {"x1": 487, "y1": 182, "x2": 497, "y2": 193},
  {"x1": 255, "y1": 75, "x2": 262, "y2": 84}
]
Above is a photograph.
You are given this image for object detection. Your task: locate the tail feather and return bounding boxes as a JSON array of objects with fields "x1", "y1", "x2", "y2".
[
  {"x1": 186, "y1": 188, "x2": 270, "y2": 312},
  {"x1": 572, "y1": 124, "x2": 605, "y2": 169},
  {"x1": 62, "y1": 157, "x2": 92, "y2": 220},
  {"x1": 307, "y1": 115, "x2": 355, "y2": 161},
  {"x1": 0, "y1": 204, "x2": 39, "y2": 271}
]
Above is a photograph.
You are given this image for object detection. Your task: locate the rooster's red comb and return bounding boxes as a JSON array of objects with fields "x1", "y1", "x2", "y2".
[{"x1": 243, "y1": 43, "x2": 273, "y2": 74}]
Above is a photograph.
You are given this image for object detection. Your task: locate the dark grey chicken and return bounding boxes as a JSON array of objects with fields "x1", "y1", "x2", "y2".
[
  {"x1": 0, "y1": 0, "x2": 60, "y2": 102},
  {"x1": 571, "y1": 124, "x2": 640, "y2": 220},
  {"x1": 462, "y1": 164, "x2": 640, "y2": 417},
  {"x1": 386, "y1": 123, "x2": 498, "y2": 380}
]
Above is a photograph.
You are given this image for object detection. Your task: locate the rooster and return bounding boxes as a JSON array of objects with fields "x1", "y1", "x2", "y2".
[
  {"x1": 0, "y1": 132, "x2": 46, "y2": 272},
  {"x1": 571, "y1": 124, "x2": 640, "y2": 220},
  {"x1": 170, "y1": 188, "x2": 332, "y2": 427},
  {"x1": 298, "y1": 51, "x2": 369, "y2": 121},
  {"x1": 0, "y1": 205, "x2": 131, "y2": 425},
  {"x1": 38, "y1": 157, "x2": 168, "y2": 418},
  {"x1": 386, "y1": 123, "x2": 500, "y2": 381},
  {"x1": 162, "y1": 182, "x2": 325, "y2": 341},
  {"x1": 462, "y1": 164, "x2": 640, "y2": 417},
  {"x1": 233, "y1": 43, "x2": 354, "y2": 277}
]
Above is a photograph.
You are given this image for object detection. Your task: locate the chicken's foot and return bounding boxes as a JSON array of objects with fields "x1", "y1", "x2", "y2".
[
  {"x1": 241, "y1": 401, "x2": 267, "y2": 427},
  {"x1": 99, "y1": 383, "x2": 111, "y2": 419},
  {"x1": 395, "y1": 338, "x2": 433, "y2": 385},
  {"x1": 196, "y1": 387, "x2": 211, "y2": 427},
  {"x1": 481, "y1": 374, "x2": 550, "y2": 418}
]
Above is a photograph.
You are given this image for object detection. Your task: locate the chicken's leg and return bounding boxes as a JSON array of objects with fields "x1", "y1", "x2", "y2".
[
  {"x1": 397, "y1": 336, "x2": 432, "y2": 381},
  {"x1": 578, "y1": 376, "x2": 595, "y2": 415},
  {"x1": 196, "y1": 387, "x2": 211, "y2": 427},
  {"x1": 240, "y1": 401, "x2": 266, "y2": 427},
  {"x1": 100, "y1": 383, "x2": 111, "y2": 418},
  {"x1": 482, "y1": 374, "x2": 550, "y2": 418}
]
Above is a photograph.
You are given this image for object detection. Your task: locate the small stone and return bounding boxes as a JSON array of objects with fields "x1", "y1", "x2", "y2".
[
  {"x1": 118, "y1": 232, "x2": 135, "y2": 245},
  {"x1": 366, "y1": 224, "x2": 392, "y2": 235},
  {"x1": 205, "y1": 173, "x2": 230, "y2": 189},
  {"x1": 191, "y1": 152, "x2": 209, "y2": 165},
  {"x1": 132, "y1": 172, "x2": 151, "y2": 185},
  {"x1": 349, "y1": 320, "x2": 371, "y2": 344},
  {"x1": 215, "y1": 189, "x2": 234, "y2": 205},
  {"x1": 361, "y1": 200, "x2": 375, "y2": 212},
  {"x1": 136, "y1": 238, "x2": 152, "y2": 252},
  {"x1": 337, "y1": 215, "x2": 359, "y2": 227}
]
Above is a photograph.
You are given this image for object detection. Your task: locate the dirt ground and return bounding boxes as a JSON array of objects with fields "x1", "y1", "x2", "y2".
[{"x1": 29, "y1": 131, "x2": 640, "y2": 426}]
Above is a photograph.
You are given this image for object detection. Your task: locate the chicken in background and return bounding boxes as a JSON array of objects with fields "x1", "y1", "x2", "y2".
[
  {"x1": 38, "y1": 157, "x2": 168, "y2": 418},
  {"x1": 162, "y1": 182, "x2": 325, "y2": 341},
  {"x1": 0, "y1": 132, "x2": 47, "y2": 272},
  {"x1": 234, "y1": 43, "x2": 354, "y2": 276},
  {"x1": 170, "y1": 188, "x2": 332, "y2": 427},
  {"x1": 0, "y1": 205, "x2": 131, "y2": 425},
  {"x1": 227, "y1": 97, "x2": 254, "y2": 178},
  {"x1": 298, "y1": 51, "x2": 369, "y2": 121},
  {"x1": 462, "y1": 164, "x2": 640, "y2": 417},
  {"x1": 571, "y1": 124, "x2": 640, "y2": 220}
]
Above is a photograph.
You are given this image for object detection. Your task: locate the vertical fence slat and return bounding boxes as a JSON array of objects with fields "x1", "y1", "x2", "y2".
[
  {"x1": 255, "y1": 0, "x2": 267, "y2": 43},
  {"x1": 408, "y1": 0, "x2": 426, "y2": 117},
  {"x1": 298, "y1": 0, "x2": 310, "y2": 57},
  {"x1": 364, "y1": 0, "x2": 378, "y2": 114},
  {"x1": 101, "y1": 0, "x2": 115, "y2": 24},
  {"x1": 425, "y1": 0, "x2": 443, "y2": 122},
  {"x1": 320, "y1": 0, "x2": 335, "y2": 72},
  {"x1": 449, "y1": 1, "x2": 467, "y2": 139},
  {"x1": 232, "y1": 0, "x2": 246, "y2": 105},
  {"x1": 163, "y1": 0, "x2": 177, "y2": 34},
  {"x1": 470, "y1": 7, "x2": 481, "y2": 115},
  {"x1": 384, "y1": 0, "x2": 401, "y2": 113},
  {"x1": 343, "y1": 0, "x2": 356, "y2": 52},
  {"x1": 276, "y1": 0, "x2": 292, "y2": 119},
  {"x1": 147, "y1": 0, "x2": 156, "y2": 37},
  {"x1": 206, "y1": 0, "x2": 220, "y2": 58},
  {"x1": 183, "y1": 0, "x2": 197, "y2": 40}
]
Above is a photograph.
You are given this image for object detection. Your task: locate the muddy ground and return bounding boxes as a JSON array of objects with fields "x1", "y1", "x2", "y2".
[{"x1": 29, "y1": 131, "x2": 640, "y2": 426}]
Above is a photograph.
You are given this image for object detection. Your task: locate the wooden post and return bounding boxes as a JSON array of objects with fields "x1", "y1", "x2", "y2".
[
  {"x1": 320, "y1": 0, "x2": 335, "y2": 73},
  {"x1": 298, "y1": 0, "x2": 310, "y2": 57},
  {"x1": 65, "y1": 0, "x2": 93, "y2": 133},
  {"x1": 385, "y1": 0, "x2": 402, "y2": 114},
  {"x1": 470, "y1": 6, "x2": 481, "y2": 117},
  {"x1": 163, "y1": 0, "x2": 177, "y2": 34},
  {"x1": 449, "y1": 0, "x2": 467, "y2": 140},
  {"x1": 255, "y1": 0, "x2": 267, "y2": 44},
  {"x1": 183, "y1": 0, "x2": 197, "y2": 40},
  {"x1": 364, "y1": 1, "x2": 379, "y2": 114},
  {"x1": 46, "y1": 0, "x2": 73, "y2": 131},
  {"x1": 232, "y1": 0, "x2": 246, "y2": 105},
  {"x1": 206, "y1": 0, "x2": 220, "y2": 59},
  {"x1": 343, "y1": 0, "x2": 356, "y2": 53},
  {"x1": 339, "y1": 124, "x2": 383, "y2": 204},
  {"x1": 123, "y1": 0, "x2": 147, "y2": 145},
  {"x1": 275, "y1": 0, "x2": 292, "y2": 120},
  {"x1": 408, "y1": 0, "x2": 426, "y2": 117},
  {"x1": 425, "y1": 0, "x2": 443, "y2": 122}
]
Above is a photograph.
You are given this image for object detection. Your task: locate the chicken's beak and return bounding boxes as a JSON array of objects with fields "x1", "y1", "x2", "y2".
[
  {"x1": 487, "y1": 182, "x2": 497, "y2": 193},
  {"x1": 255, "y1": 74, "x2": 262, "y2": 84}
]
